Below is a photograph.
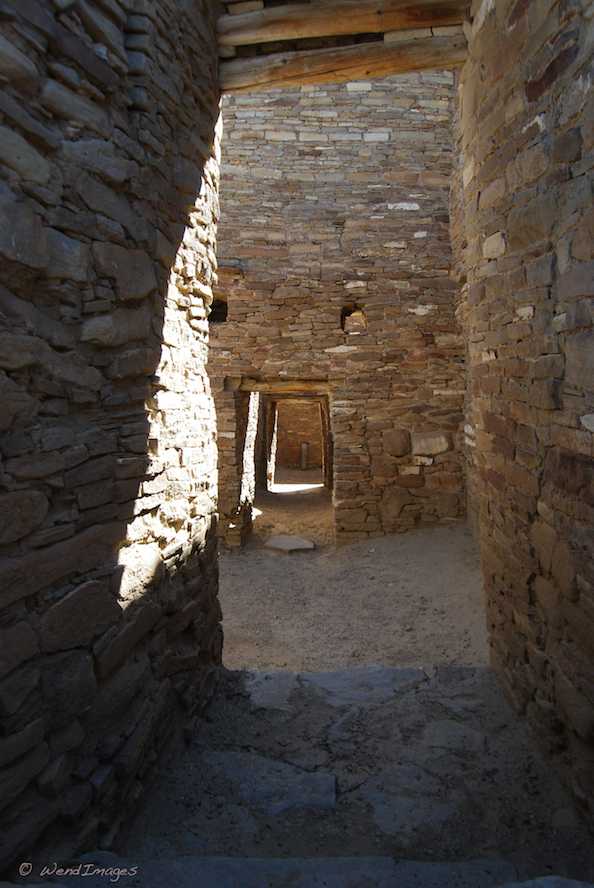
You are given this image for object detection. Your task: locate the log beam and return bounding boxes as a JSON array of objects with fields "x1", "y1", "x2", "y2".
[
  {"x1": 220, "y1": 33, "x2": 467, "y2": 93},
  {"x1": 239, "y1": 378, "x2": 331, "y2": 394},
  {"x1": 218, "y1": 0, "x2": 468, "y2": 47}
]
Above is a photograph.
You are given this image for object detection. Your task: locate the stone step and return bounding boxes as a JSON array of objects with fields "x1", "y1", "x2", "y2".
[
  {"x1": 7, "y1": 853, "x2": 521, "y2": 888},
  {"x1": 4, "y1": 857, "x2": 593, "y2": 887}
]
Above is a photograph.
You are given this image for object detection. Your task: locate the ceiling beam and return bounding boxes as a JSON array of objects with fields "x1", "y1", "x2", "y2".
[
  {"x1": 239, "y1": 378, "x2": 331, "y2": 394},
  {"x1": 218, "y1": 0, "x2": 468, "y2": 47},
  {"x1": 220, "y1": 33, "x2": 467, "y2": 93}
]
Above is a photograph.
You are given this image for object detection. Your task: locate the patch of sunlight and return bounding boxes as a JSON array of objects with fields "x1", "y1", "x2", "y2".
[{"x1": 269, "y1": 482, "x2": 324, "y2": 494}]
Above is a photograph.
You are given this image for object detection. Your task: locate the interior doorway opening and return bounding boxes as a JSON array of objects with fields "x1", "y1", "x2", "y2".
[
  {"x1": 254, "y1": 393, "x2": 334, "y2": 546},
  {"x1": 261, "y1": 396, "x2": 332, "y2": 497}
]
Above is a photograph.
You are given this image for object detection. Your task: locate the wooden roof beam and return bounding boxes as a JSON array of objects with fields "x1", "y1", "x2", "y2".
[
  {"x1": 220, "y1": 32, "x2": 467, "y2": 93},
  {"x1": 218, "y1": 0, "x2": 468, "y2": 47}
]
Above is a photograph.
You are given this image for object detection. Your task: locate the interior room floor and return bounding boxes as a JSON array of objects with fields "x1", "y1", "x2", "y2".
[{"x1": 220, "y1": 522, "x2": 488, "y2": 671}]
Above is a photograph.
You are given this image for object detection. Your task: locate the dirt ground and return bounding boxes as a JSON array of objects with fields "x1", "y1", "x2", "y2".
[
  {"x1": 220, "y1": 473, "x2": 487, "y2": 671},
  {"x1": 123, "y1": 666, "x2": 594, "y2": 881},
  {"x1": 117, "y1": 480, "x2": 594, "y2": 883},
  {"x1": 252, "y1": 467, "x2": 335, "y2": 546}
]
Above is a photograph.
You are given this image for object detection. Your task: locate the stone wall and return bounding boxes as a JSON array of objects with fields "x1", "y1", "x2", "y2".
[
  {"x1": 0, "y1": 0, "x2": 222, "y2": 871},
  {"x1": 454, "y1": 0, "x2": 594, "y2": 822},
  {"x1": 210, "y1": 73, "x2": 466, "y2": 544},
  {"x1": 275, "y1": 400, "x2": 323, "y2": 471}
]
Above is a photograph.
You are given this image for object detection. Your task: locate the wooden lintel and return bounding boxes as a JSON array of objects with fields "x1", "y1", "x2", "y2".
[
  {"x1": 218, "y1": 0, "x2": 468, "y2": 47},
  {"x1": 239, "y1": 378, "x2": 331, "y2": 395},
  {"x1": 220, "y1": 33, "x2": 467, "y2": 93}
]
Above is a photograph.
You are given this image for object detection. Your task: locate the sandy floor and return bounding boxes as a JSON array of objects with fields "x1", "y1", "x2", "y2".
[
  {"x1": 119, "y1": 498, "x2": 594, "y2": 882},
  {"x1": 124, "y1": 666, "x2": 594, "y2": 880},
  {"x1": 252, "y1": 467, "x2": 335, "y2": 547},
  {"x1": 220, "y1": 518, "x2": 488, "y2": 672}
]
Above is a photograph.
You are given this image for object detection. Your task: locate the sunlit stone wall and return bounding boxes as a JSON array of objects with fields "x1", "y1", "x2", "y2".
[{"x1": 0, "y1": 0, "x2": 222, "y2": 869}]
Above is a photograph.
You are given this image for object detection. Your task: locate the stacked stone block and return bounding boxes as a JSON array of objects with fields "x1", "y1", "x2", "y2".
[
  {"x1": 453, "y1": 0, "x2": 594, "y2": 824},
  {"x1": 0, "y1": 0, "x2": 222, "y2": 870}
]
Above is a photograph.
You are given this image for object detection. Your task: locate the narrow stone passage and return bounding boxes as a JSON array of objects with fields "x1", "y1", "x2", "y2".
[
  {"x1": 108, "y1": 528, "x2": 593, "y2": 886},
  {"x1": 119, "y1": 665, "x2": 593, "y2": 884}
]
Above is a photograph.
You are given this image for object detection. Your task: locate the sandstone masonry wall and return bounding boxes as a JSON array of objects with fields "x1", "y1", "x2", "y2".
[
  {"x1": 0, "y1": 0, "x2": 222, "y2": 870},
  {"x1": 275, "y1": 400, "x2": 323, "y2": 471},
  {"x1": 210, "y1": 74, "x2": 466, "y2": 544},
  {"x1": 454, "y1": 0, "x2": 594, "y2": 822}
]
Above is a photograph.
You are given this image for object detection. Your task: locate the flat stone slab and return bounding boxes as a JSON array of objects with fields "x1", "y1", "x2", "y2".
[
  {"x1": 51, "y1": 855, "x2": 519, "y2": 888},
  {"x1": 245, "y1": 670, "x2": 298, "y2": 710},
  {"x1": 264, "y1": 534, "x2": 315, "y2": 552},
  {"x1": 499, "y1": 881, "x2": 594, "y2": 888},
  {"x1": 203, "y1": 750, "x2": 336, "y2": 815},
  {"x1": 301, "y1": 664, "x2": 427, "y2": 707},
  {"x1": 360, "y1": 762, "x2": 456, "y2": 838},
  {"x1": 123, "y1": 668, "x2": 594, "y2": 873}
]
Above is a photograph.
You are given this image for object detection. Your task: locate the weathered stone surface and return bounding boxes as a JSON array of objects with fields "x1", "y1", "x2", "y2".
[
  {"x1": 0, "y1": 184, "x2": 48, "y2": 269},
  {"x1": 206, "y1": 750, "x2": 336, "y2": 816},
  {"x1": 0, "y1": 789, "x2": 56, "y2": 872},
  {"x1": 47, "y1": 228, "x2": 90, "y2": 281},
  {"x1": 0, "y1": 743, "x2": 49, "y2": 812},
  {"x1": 565, "y1": 331, "x2": 594, "y2": 391},
  {"x1": 452, "y1": 0, "x2": 594, "y2": 827},
  {"x1": 482, "y1": 231, "x2": 506, "y2": 258},
  {"x1": 6, "y1": 452, "x2": 64, "y2": 479},
  {"x1": 0, "y1": 90, "x2": 58, "y2": 150},
  {"x1": 116, "y1": 543, "x2": 163, "y2": 603},
  {"x1": 92, "y1": 243, "x2": 156, "y2": 300},
  {"x1": 555, "y1": 670, "x2": 594, "y2": 742},
  {"x1": 264, "y1": 534, "x2": 315, "y2": 553},
  {"x1": 0, "y1": 285, "x2": 74, "y2": 348},
  {"x1": 0, "y1": 667, "x2": 39, "y2": 718},
  {"x1": 42, "y1": 651, "x2": 97, "y2": 726},
  {"x1": 79, "y1": 174, "x2": 146, "y2": 241},
  {"x1": 411, "y1": 432, "x2": 452, "y2": 456},
  {"x1": 0, "y1": 718, "x2": 45, "y2": 768},
  {"x1": 40, "y1": 79, "x2": 111, "y2": 136},
  {"x1": 0, "y1": 523, "x2": 124, "y2": 609},
  {"x1": 46, "y1": 856, "x2": 525, "y2": 888},
  {"x1": 0, "y1": 333, "x2": 46, "y2": 370},
  {"x1": 94, "y1": 601, "x2": 162, "y2": 678},
  {"x1": 0, "y1": 490, "x2": 49, "y2": 544},
  {"x1": 0, "y1": 622, "x2": 39, "y2": 680},
  {"x1": 80, "y1": 303, "x2": 152, "y2": 346},
  {"x1": 0, "y1": 790, "x2": 57, "y2": 872},
  {"x1": 383, "y1": 428, "x2": 411, "y2": 456},
  {"x1": 0, "y1": 33, "x2": 39, "y2": 84},
  {"x1": 60, "y1": 139, "x2": 135, "y2": 184},
  {"x1": 49, "y1": 719, "x2": 85, "y2": 757},
  {"x1": 380, "y1": 486, "x2": 413, "y2": 522},
  {"x1": 60, "y1": 782, "x2": 92, "y2": 821},
  {"x1": 37, "y1": 753, "x2": 70, "y2": 797},
  {"x1": 77, "y1": 0, "x2": 126, "y2": 61},
  {"x1": 501, "y1": 881, "x2": 594, "y2": 888},
  {"x1": 107, "y1": 347, "x2": 159, "y2": 379},
  {"x1": 0, "y1": 372, "x2": 38, "y2": 431},
  {"x1": 507, "y1": 194, "x2": 555, "y2": 251},
  {"x1": 0, "y1": 125, "x2": 51, "y2": 183},
  {"x1": 40, "y1": 581, "x2": 122, "y2": 653}
]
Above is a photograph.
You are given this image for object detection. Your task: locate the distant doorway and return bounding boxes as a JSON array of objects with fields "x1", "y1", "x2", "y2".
[{"x1": 248, "y1": 388, "x2": 334, "y2": 545}]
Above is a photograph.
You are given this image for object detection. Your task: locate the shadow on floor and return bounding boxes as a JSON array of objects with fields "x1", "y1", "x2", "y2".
[{"x1": 119, "y1": 664, "x2": 594, "y2": 883}]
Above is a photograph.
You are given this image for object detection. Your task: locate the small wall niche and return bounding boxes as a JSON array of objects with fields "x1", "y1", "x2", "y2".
[
  {"x1": 209, "y1": 298, "x2": 228, "y2": 323},
  {"x1": 341, "y1": 305, "x2": 367, "y2": 335}
]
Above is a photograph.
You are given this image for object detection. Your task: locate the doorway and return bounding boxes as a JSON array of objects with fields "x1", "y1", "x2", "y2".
[{"x1": 250, "y1": 389, "x2": 335, "y2": 547}]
